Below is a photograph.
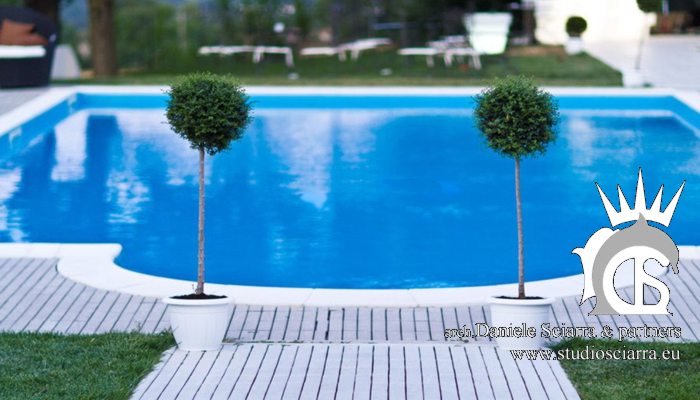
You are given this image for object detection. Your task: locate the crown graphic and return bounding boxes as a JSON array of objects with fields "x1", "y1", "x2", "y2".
[{"x1": 596, "y1": 169, "x2": 685, "y2": 228}]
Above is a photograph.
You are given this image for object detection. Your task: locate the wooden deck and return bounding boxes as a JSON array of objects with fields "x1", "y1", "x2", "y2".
[{"x1": 2, "y1": 256, "x2": 699, "y2": 399}]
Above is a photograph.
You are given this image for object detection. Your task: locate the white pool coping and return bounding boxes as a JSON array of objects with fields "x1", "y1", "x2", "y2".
[
  {"x1": 0, "y1": 243, "x2": 697, "y2": 307},
  {"x1": 2, "y1": 86, "x2": 700, "y2": 306}
]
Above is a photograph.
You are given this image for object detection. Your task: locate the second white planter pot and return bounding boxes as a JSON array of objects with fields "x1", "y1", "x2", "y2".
[
  {"x1": 565, "y1": 37, "x2": 584, "y2": 55},
  {"x1": 488, "y1": 296, "x2": 554, "y2": 350},
  {"x1": 163, "y1": 296, "x2": 233, "y2": 351}
]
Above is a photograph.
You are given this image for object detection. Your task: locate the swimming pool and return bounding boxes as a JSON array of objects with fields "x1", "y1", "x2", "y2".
[{"x1": 1, "y1": 88, "x2": 699, "y2": 289}]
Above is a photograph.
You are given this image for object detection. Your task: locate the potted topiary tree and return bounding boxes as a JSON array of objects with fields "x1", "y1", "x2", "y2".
[
  {"x1": 564, "y1": 16, "x2": 587, "y2": 55},
  {"x1": 473, "y1": 76, "x2": 559, "y2": 350},
  {"x1": 163, "y1": 73, "x2": 252, "y2": 351}
]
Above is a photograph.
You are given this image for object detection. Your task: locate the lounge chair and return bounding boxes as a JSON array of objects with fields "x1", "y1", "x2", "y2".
[
  {"x1": 398, "y1": 36, "x2": 481, "y2": 70},
  {"x1": 0, "y1": 6, "x2": 58, "y2": 88},
  {"x1": 300, "y1": 38, "x2": 392, "y2": 62},
  {"x1": 199, "y1": 45, "x2": 294, "y2": 68}
]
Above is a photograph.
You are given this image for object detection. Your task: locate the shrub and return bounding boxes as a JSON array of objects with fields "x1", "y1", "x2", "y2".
[
  {"x1": 566, "y1": 16, "x2": 588, "y2": 37},
  {"x1": 167, "y1": 72, "x2": 252, "y2": 156},
  {"x1": 637, "y1": 0, "x2": 662, "y2": 13},
  {"x1": 474, "y1": 76, "x2": 558, "y2": 160}
]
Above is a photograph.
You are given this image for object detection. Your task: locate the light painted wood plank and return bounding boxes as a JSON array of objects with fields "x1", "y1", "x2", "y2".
[
  {"x1": 313, "y1": 307, "x2": 329, "y2": 341},
  {"x1": 269, "y1": 307, "x2": 290, "y2": 342},
  {"x1": 419, "y1": 345, "x2": 441, "y2": 399},
  {"x1": 80, "y1": 291, "x2": 120, "y2": 334},
  {"x1": 189, "y1": 345, "x2": 238, "y2": 399},
  {"x1": 496, "y1": 349, "x2": 531, "y2": 400},
  {"x1": 317, "y1": 343, "x2": 344, "y2": 398},
  {"x1": 371, "y1": 308, "x2": 387, "y2": 341},
  {"x1": 513, "y1": 358, "x2": 547, "y2": 400},
  {"x1": 414, "y1": 308, "x2": 431, "y2": 341},
  {"x1": 357, "y1": 308, "x2": 372, "y2": 341},
  {"x1": 531, "y1": 359, "x2": 568, "y2": 400},
  {"x1": 399, "y1": 308, "x2": 416, "y2": 341},
  {"x1": 464, "y1": 345, "x2": 495, "y2": 399},
  {"x1": 327, "y1": 308, "x2": 344, "y2": 342},
  {"x1": 131, "y1": 348, "x2": 176, "y2": 400},
  {"x1": 262, "y1": 344, "x2": 299, "y2": 400},
  {"x1": 335, "y1": 345, "x2": 359, "y2": 400},
  {"x1": 403, "y1": 345, "x2": 424, "y2": 400},
  {"x1": 156, "y1": 351, "x2": 204, "y2": 400},
  {"x1": 388, "y1": 345, "x2": 406, "y2": 400},
  {"x1": 253, "y1": 306, "x2": 276, "y2": 341},
  {"x1": 343, "y1": 307, "x2": 358, "y2": 341},
  {"x1": 448, "y1": 346, "x2": 478, "y2": 400},
  {"x1": 37, "y1": 281, "x2": 86, "y2": 332},
  {"x1": 433, "y1": 345, "x2": 460, "y2": 400},
  {"x1": 136, "y1": 349, "x2": 187, "y2": 400},
  {"x1": 20, "y1": 275, "x2": 75, "y2": 332},
  {"x1": 387, "y1": 308, "x2": 402, "y2": 342},
  {"x1": 352, "y1": 344, "x2": 373, "y2": 399},
  {"x1": 480, "y1": 346, "x2": 512, "y2": 399},
  {"x1": 280, "y1": 344, "x2": 313, "y2": 400},
  {"x1": 283, "y1": 307, "x2": 304, "y2": 342},
  {"x1": 370, "y1": 344, "x2": 389, "y2": 399},
  {"x1": 240, "y1": 307, "x2": 263, "y2": 341},
  {"x1": 174, "y1": 349, "x2": 222, "y2": 400},
  {"x1": 298, "y1": 344, "x2": 329, "y2": 399},
  {"x1": 241, "y1": 344, "x2": 284, "y2": 399},
  {"x1": 209, "y1": 344, "x2": 255, "y2": 399}
]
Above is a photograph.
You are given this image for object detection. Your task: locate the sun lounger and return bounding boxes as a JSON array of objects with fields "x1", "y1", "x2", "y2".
[
  {"x1": 300, "y1": 46, "x2": 347, "y2": 61},
  {"x1": 198, "y1": 45, "x2": 255, "y2": 56},
  {"x1": 397, "y1": 47, "x2": 443, "y2": 67},
  {"x1": 252, "y1": 46, "x2": 294, "y2": 67},
  {"x1": 444, "y1": 47, "x2": 481, "y2": 69},
  {"x1": 198, "y1": 45, "x2": 294, "y2": 67},
  {"x1": 398, "y1": 35, "x2": 481, "y2": 69}
]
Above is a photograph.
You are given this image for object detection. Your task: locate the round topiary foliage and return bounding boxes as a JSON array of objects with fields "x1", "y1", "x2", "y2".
[
  {"x1": 166, "y1": 72, "x2": 252, "y2": 155},
  {"x1": 637, "y1": 0, "x2": 662, "y2": 13},
  {"x1": 473, "y1": 76, "x2": 558, "y2": 159},
  {"x1": 566, "y1": 16, "x2": 588, "y2": 37}
]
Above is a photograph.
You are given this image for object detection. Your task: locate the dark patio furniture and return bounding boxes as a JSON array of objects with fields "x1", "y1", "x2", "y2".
[{"x1": 0, "y1": 6, "x2": 58, "y2": 88}]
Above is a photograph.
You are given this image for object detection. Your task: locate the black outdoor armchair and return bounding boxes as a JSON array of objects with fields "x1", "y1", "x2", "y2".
[{"x1": 0, "y1": 6, "x2": 58, "y2": 88}]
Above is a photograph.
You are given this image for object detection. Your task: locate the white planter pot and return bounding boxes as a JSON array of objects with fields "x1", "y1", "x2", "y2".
[
  {"x1": 622, "y1": 69, "x2": 644, "y2": 87},
  {"x1": 488, "y1": 296, "x2": 554, "y2": 350},
  {"x1": 463, "y1": 12, "x2": 513, "y2": 55},
  {"x1": 163, "y1": 296, "x2": 233, "y2": 351},
  {"x1": 564, "y1": 37, "x2": 584, "y2": 55}
]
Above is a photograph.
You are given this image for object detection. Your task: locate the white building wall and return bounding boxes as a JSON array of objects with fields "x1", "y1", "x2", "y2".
[{"x1": 533, "y1": 0, "x2": 652, "y2": 44}]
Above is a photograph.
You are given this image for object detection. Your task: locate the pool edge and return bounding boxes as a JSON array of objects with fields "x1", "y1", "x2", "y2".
[{"x1": 1, "y1": 243, "x2": 695, "y2": 307}]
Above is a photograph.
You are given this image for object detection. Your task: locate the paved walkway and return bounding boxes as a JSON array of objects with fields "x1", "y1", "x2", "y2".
[
  {"x1": 586, "y1": 35, "x2": 700, "y2": 90},
  {"x1": 2, "y1": 256, "x2": 700, "y2": 398},
  {"x1": 0, "y1": 88, "x2": 48, "y2": 115}
]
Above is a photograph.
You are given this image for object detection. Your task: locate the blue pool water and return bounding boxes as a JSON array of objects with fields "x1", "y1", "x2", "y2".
[{"x1": 1, "y1": 94, "x2": 699, "y2": 288}]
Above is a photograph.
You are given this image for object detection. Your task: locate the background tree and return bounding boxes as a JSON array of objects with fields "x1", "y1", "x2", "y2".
[
  {"x1": 88, "y1": 0, "x2": 117, "y2": 76},
  {"x1": 474, "y1": 76, "x2": 559, "y2": 299}
]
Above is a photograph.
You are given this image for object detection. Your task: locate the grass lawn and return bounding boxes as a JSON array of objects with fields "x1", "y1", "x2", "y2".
[
  {"x1": 553, "y1": 339, "x2": 700, "y2": 400},
  {"x1": 58, "y1": 46, "x2": 621, "y2": 87},
  {"x1": 0, "y1": 332, "x2": 173, "y2": 400}
]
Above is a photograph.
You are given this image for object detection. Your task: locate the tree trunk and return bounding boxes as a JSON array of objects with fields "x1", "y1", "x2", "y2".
[
  {"x1": 24, "y1": 0, "x2": 60, "y2": 32},
  {"x1": 88, "y1": 0, "x2": 117, "y2": 77},
  {"x1": 196, "y1": 147, "x2": 205, "y2": 295},
  {"x1": 515, "y1": 157, "x2": 525, "y2": 299}
]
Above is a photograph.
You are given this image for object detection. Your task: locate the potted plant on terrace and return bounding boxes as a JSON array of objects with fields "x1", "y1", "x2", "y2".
[
  {"x1": 163, "y1": 73, "x2": 252, "y2": 351},
  {"x1": 564, "y1": 16, "x2": 587, "y2": 55},
  {"x1": 473, "y1": 76, "x2": 559, "y2": 350}
]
